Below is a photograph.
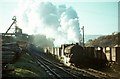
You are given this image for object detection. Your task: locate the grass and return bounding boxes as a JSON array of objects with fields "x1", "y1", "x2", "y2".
[{"x1": 2, "y1": 51, "x2": 50, "y2": 78}]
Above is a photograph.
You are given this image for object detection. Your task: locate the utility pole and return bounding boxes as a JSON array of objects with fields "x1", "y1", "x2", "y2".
[{"x1": 81, "y1": 26, "x2": 84, "y2": 47}]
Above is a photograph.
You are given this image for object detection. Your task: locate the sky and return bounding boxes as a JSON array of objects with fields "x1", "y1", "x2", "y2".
[{"x1": 0, "y1": 0, "x2": 119, "y2": 35}]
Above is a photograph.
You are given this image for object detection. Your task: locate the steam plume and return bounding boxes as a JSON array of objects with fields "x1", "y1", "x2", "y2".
[{"x1": 16, "y1": 0, "x2": 81, "y2": 47}]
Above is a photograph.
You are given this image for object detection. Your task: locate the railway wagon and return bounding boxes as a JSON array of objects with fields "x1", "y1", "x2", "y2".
[
  {"x1": 44, "y1": 47, "x2": 55, "y2": 55},
  {"x1": 44, "y1": 47, "x2": 62, "y2": 60},
  {"x1": 93, "y1": 47, "x2": 108, "y2": 68},
  {"x1": 103, "y1": 47, "x2": 118, "y2": 62},
  {"x1": 103, "y1": 47, "x2": 120, "y2": 65},
  {"x1": 116, "y1": 47, "x2": 120, "y2": 65}
]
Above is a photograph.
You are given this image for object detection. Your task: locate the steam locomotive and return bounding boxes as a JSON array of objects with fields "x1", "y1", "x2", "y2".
[
  {"x1": 64, "y1": 44, "x2": 108, "y2": 68},
  {"x1": 44, "y1": 43, "x2": 108, "y2": 68}
]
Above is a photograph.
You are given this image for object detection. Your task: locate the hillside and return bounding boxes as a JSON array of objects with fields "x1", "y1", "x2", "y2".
[
  {"x1": 85, "y1": 32, "x2": 120, "y2": 47},
  {"x1": 2, "y1": 51, "x2": 50, "y2": 78},
  {"x1": 84, "y1": 35, "x2": 102, "y2": 43}
]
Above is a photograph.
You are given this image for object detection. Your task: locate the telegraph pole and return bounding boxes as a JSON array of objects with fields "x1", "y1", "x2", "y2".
[{"x1": 81, "y1": 26, "x2": 84, "y2": 47}]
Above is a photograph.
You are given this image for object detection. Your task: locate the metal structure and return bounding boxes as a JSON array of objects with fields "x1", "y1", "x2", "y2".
[
  {"x1": 2, "y1": 16, "x2": 29, "y2": 43},
  {"x1": 3, "y1": 16, "x2": 23, "y2": 36},
  {"x1": 5, "y1": 16, "x2": 17, "y2": 34}
]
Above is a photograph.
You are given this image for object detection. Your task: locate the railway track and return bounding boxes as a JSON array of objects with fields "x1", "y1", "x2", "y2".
[
  {"x1": 56, "y1": 63, "x2": 117, "y2": 79},
  {"x1": 28, "y1": 48, "x2": 81, "y2": 79},
  {"x1": 85, "y1": 68, "x2": 112, "y2": 78},
  {"x1": 68, "y1": 66, "x2": 117, "y2": 79},
  {"x1": 38, "y1": 54, "x2": 116, "y2": 79},
  {"x1": 37, "y1": 56, "x2": 79, "y2": 79},
  {"x1": 37, "y1": 52, "x2": 115, "y2": 79}
]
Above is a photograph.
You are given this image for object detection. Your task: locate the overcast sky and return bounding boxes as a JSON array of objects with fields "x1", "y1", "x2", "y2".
[{"x1": 0, "y1": 0, "x2": 119, "y2": 35}]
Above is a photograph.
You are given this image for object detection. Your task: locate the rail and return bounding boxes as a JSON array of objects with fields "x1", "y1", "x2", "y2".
[
  {"x1": 68, "y1": 66, "x2": 116, "y2": 79},
  {"x1": 27, "y1": 47, "x2": 80, "y2": 79}
]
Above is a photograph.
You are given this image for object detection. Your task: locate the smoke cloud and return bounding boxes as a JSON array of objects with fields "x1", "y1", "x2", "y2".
[
  {"x1": 30, "y1": 34, "x2": 54, "y2": 48},
  {"x1": 15, "y1": 0, "x2": 81, "y2": 47}
]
